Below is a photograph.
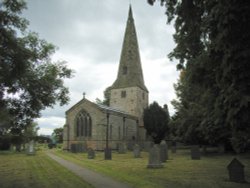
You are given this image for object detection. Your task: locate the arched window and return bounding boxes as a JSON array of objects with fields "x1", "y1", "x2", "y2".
[{"x1": 75, "y1": 110, "x2": 92, "y2": 137}]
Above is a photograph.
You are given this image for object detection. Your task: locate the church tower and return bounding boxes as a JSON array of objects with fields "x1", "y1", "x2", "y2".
[{"x1": 110, "y1": 5, "x2": 149, "y2": 126}]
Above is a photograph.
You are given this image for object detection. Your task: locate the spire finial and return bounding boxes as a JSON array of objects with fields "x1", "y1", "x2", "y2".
[{"x1": 128, "y1": 3, "x2": 133, "y2": 20}]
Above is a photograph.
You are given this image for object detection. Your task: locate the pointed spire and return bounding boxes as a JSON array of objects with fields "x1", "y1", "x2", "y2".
[{"x1": 112, "y1": 5, "x2": 148, "y2": 91}]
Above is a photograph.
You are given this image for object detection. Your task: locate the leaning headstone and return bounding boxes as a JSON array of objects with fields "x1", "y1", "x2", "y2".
[
  {"x1": 227, "y1": 158, "x2": 245, "y2": 183},
  {"x1": 27, "y1": 140, "x2": 35, "y2": 155},
  {"x1": 147, "y1": 144, "x2": 163, "y2": 168},
  {"x1": 133, "y1": 144, "x2": 141, "y2": 158},
  {"x1": 160, "y1": 140, "x2": 168, "y2": 162},
  {"x1": 191, "y1": 145, "x2": 201, "y2": 160},
  {"x1": 104, "y1": 148, "x2": 112, "y2": 160},
  {"x1": 87, "y1": 148, "x2": 95, "y2": 159},
  {"x1": 118, "y1": 142, "x2": 127, "y2": 154}
]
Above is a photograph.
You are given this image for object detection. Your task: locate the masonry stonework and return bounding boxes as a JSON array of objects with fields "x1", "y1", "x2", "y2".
[{"x1": 63, "y1": 5, "x2": 148, "y2": 151}]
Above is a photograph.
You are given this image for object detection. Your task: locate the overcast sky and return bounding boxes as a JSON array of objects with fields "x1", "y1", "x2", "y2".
[{"x1": 22, "y1": 0, "x2": 179, "y2": 135}]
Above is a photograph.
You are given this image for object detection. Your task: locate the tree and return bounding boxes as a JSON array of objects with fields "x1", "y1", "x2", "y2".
[
  {"x1": 95, "y1": 86, "x2": 112, "y2": 106},
  {"x1": 0, "y1": 0, "x2": 73, "y2": 135},
  {"x1": 149, "y1": 0, "x2": 250, "y2": 152},
  {"x1": 52, "y1": 127, "x2": 63, "y2": 143},
  {"x1": 143, "y1": 102, "x2": 170, "y2": 144}
]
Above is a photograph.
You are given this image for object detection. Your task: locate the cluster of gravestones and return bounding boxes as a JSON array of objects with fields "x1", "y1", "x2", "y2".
[{"x1": 70, "y1": 141, "x2": 247, "y2": 184}]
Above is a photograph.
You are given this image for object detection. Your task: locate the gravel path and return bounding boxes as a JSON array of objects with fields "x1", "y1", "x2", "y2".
[{"x1": 47, "y1": 152, "x2": 132, "y2": 188}]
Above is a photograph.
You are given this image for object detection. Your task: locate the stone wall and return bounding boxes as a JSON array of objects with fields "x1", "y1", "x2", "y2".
[
  {"x1": 63, "y1": 99, "x2": 140, "y2": 151},
  {"x1": 110, "y1": 86, "x2": 148, "y2": 123}
]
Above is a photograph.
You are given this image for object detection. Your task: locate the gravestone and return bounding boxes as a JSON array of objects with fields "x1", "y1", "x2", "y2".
[
  {"x1": 191, "y1": 145, "x2": 201, "y2": 160},
  {"x1": 171, "y1": 141, "x2": 176, "y2": 153},
  {"x1": 104, "y1": 148, "x2": 112, "y2": 160},
  {"x1": 144, "y1": 141, "x2": 153, "y2": 152},
  {"x1": 133, "y1": 144, "x2": 141, "y2": 158},
  {"x1": 160, "y1": 140, "x2": 168, "y2": 162},
  {"x1": 118, "y1": 142, "x2": 127, "y2": 154},
  {"x1": 147, "y1": 144, "x2": 163, "y2": 168},
  {"x1": 71, "y1": 143, "x2": 87, "y2": 153},
  {"x1": 227, "y1": 158, "x2": 245, "y2": 183},
  {"x1": 71, "y1": 144, "x2": 77, "y2": 153},
  {"x1": 127, "y1": 141, "x2": 135, "y2": 151},
  {"x1": 78, "y1": 143, "x2": 87, "y2": 153},
  {"x1": 27, "y1": 140, "x2": 35, "y2": 155},
  {"x1": 87, "y1": 148, "x2": 95, "y2": 159}
]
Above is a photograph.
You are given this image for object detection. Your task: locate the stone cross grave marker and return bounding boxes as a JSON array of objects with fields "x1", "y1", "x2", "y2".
[
  {"x1": 227, "y1": 158, "x2": 245, "y2": 183},
  {"x1": 147, "y1": 144, "x2": 163, "y2": 168}
]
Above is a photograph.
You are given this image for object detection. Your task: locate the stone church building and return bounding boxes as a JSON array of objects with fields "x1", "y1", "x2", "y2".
[{"x1": 63, "y1": 6, "x2": 149, "y2": 150}]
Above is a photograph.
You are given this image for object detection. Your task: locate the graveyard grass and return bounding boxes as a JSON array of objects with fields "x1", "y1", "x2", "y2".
[
  {"x1": 1, "y1": 147, "x2": 250, "y2": 188},
  {"x1": 53, "y1": 148, "x2": 250, "y2": 188},
  {"x1": 0, "y1": 149, "x2": 93, "y2": 188}
]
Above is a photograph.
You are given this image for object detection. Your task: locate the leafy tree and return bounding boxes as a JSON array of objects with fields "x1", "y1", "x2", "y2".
[
  {"x1": 149, "y1": 0, "x2": 250, "y2": 152},
  {"x1": 95, "y1": 86, "x2": 112, "y2": 106},
  {"x1": 0, "y1": 0, "x2": 73, "y2": 136},
  {"x1": 52, "y1": 127, "x2": 63, "y2": 143},
  {"x1": 143, "y1": 102, "x2": 170, "y2": 144}
]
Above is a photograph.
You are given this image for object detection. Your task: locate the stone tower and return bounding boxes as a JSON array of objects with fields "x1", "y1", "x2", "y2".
[{"x1": 110, "y1": 5, "x2": 149, "y2": 126}]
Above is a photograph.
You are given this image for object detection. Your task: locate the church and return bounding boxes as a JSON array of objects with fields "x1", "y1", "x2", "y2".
[{"x1": 63, "y1": 6, "x2": 149, "y2": 151}]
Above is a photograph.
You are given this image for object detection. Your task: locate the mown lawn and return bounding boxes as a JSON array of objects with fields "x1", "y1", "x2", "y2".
[
  {"x1": 0, "y1": 150, "x2": 93, "y2": 188},
  {"x1": 53, "y1": 148, "x2": 250, "y2": 188}
]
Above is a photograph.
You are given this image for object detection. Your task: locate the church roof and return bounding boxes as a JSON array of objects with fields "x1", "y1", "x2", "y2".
[
  {"x1": 66, "y1": 98, "x2": 137, "y2": 119},
  {"x1": 96, "y1": 103, "x2": 137, "y2": 119},
  {"x1": 111, "y1": 5, "x2": 148, "y2": 92}
]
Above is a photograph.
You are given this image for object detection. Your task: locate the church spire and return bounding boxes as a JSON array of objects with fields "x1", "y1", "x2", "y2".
[{"x1": 112, "y1": 5, "x2": 148, "y2": 92}]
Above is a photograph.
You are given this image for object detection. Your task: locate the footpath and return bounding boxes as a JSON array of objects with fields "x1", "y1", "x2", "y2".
[{"x1": 46, "y1": 152, "x2": 132, "y2": 188}]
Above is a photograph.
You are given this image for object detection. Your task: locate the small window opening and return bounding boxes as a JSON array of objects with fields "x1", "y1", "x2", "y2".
[{"x1": 121, "y1": 91, "x2": 126, "y2": 98}]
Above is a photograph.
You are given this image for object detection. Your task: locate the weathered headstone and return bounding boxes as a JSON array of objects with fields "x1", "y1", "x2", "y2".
[
  {"x1": 171, "y1": 141, "x2": 176, "y2": 153},
  {"x1": 191, "y1": 145, "x2": 201, "y2": 160},
  {"x1": 144, "y1": 141, "x2": 153, "y2": 152},
  {"x1": 227, "y1": 158, "x2": 245, "y2": 183},
  {"x1": 118, "y1": 142, "x2": 127, "y2": 154},
  {"x1": 147, "y1": 144, "x2": 163, "y2": 168},
  {"x1": 104, "y1": 148, "x2": 112, "y2": 160},
  {"x1": 27, "y1": 140, "x2": 35, "y2": 155},
  {"x1": 160, "y1": 140, "x2": 168, "y2": 162},
  {"x1": 87, "y1": 148, "x2": 95, "y2": 159},
  {"x1": 133, "y1": 144, "x2": 141, "y2": 158}
]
